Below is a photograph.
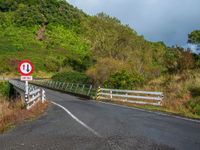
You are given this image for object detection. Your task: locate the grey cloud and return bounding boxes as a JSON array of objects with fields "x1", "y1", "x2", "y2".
[{"x1": 68, "y1": 0, "x2": 200, "y2": 47}]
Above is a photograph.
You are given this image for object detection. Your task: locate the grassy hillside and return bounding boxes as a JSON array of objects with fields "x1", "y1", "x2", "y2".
[{"x1": 0, "y1": 0, "x2": 168, "y2": 77}]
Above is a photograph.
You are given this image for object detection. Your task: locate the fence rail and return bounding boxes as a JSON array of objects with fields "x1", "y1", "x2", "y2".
[
  {"x1": 9, "y1": 80, "x2": 46, "y2": 110},
  {"x1": 97, "y1": 87, "x2": 164, "y2": 106},
  {"x1": 32, "y1": 80, "x2": 96, "y2": 98}
]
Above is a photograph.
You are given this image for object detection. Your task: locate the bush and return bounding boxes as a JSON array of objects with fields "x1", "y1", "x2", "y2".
[
  {"x1": 86, "y1": 58, "x2": 132, "y2": 86},
  {"x1": 63, "y1": 54, "x2": 94, "y2": 72},
  {"x1": 44, "y1": 56, "x2": 62, "y2": 72},
  {"x1": 164, "y1": 48, "x2": 181, "y2": 73},
  {"x1": 0, "y1": 82, "x2": 10, "y2": 97},
  {"x1": 164, "y1": 47, "x2": 195, "y2": 73},
  {"x1": 187, "y1": 98, "x2": 200, "y2": 115},
  {"x1": 52, "y1": 71, "x2": 91, "y2": 84},
  {"x1": 104, "y1": 70, "x2": 144, "y2": 90}
]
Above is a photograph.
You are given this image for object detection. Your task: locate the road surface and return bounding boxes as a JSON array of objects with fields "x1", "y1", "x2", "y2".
[{"x1": 0, "y1": 88, "x2": 200, "y2": 150}]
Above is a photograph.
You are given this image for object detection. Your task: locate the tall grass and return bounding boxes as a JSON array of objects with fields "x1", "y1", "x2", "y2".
[
  {"x1": 0, "y1": 99, "x2": 48, "y2": 133},
  {"x1": 140, "y1": 70, "x2": 200, "y2": 118},
  {"x1": 0, "y1": 81, "x2": 49, "y2": 133}
]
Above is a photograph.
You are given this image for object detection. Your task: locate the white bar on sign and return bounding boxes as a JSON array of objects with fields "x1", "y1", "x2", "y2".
[{"x1": 21, "y1": 76, "x2": 33, "y2": 81}]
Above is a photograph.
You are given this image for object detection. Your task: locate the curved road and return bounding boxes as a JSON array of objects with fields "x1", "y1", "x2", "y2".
[{"x1": 0, "y1": 88, "x2": 200, "y2": 150}]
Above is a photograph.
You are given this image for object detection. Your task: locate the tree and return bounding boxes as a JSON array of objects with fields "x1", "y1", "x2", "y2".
[
  {"x1": 188, "y1": 30, "x2": 200, "y2": 52},
  {"x1": 188, "y1": 30, "x2": 200, "y2": 44},
  {"x1": 188, "y1": 30, "x2": 200, "y2": 67},
  {"x1": 104, "y1": 70, "x2": 144, "y2": 90}
]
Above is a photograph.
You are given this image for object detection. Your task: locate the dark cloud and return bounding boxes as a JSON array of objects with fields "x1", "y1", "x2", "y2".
[{"x1": 68, "y1": 0, "x2": 200, "y2": 47}]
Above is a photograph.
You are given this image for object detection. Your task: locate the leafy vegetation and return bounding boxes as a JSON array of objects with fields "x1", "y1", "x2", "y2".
[
  {"x1": 104, "y1": 70, "x2": 144, "y2": 90},
  {"x1": 0, "y1": 82, "x2": 10, "y2": 97},
  {"x1": 188, "y1": 30, "x2": 200, "y2": 44}
]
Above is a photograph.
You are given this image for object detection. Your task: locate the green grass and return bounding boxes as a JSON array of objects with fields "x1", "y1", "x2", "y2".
[{"x1": 0, "y1": 24, "x2": 90, "y2": 76}]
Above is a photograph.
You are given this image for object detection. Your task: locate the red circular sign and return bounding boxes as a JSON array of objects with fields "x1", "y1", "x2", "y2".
[{"x1": 18, "y1": 60, "x2": 34, "y2": 76}]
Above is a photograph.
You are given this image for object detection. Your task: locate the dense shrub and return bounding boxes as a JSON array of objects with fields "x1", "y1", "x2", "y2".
[
  {"x1": 0, "y1": 82, "x2": 10, "y2": 97},
  {"x1": 104, "y1": 70, "x2": 144, "y2": 90},
  {"x1": 187, "y1": 98, "x2": 200, "y2": 115},
  {"x1": 164, "y1": 48, "x2": 181, "y2": 73},
  {"x1": 52, "y1": 71, "x2": 91, "y2": 84},
  {"x1": 86, "y1": 58, "x2": 132, "y2": 86},
  {"x1": 193, "y1": 54, "x2": 200, "y2": 68},
  {"x1": 44, "y1": 57, "x2": 62, "y2": 72},
  {"x1": 164, "y1": 47, "x2": 195, "y2": 73},
  {"x1": 63, "y1": 54, "x2": 94, "y2": 72}
]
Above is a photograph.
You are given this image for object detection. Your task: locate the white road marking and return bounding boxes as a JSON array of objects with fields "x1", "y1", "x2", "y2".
[
  {"x1": 51, "y1": 101, "x2": 123, "y2": 150},
  {"x1": 51, "y1": 101, "x2": 101, "y2": 137}
]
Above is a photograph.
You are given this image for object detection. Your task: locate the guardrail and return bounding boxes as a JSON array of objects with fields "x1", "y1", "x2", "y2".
[
  {"x1": 97, "y1": 87, "x2": 164, "y2": 106},
  {"x1": 32, "y1": 80, "x2": 96, "y2": 98},
  {"x1": 9, "y1": 80, "x2": 46, "y2": 110},
  {"x1": 31, "y1": 80, "x2": 164, "y2": 106}
]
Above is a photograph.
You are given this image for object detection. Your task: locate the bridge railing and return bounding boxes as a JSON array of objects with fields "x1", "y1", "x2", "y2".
[
  {"x1": 97, "y1": 87, "x2": 164, "y2": 106},
  {"x1": 31, "y1": 80, "x2": 96, "y2": 98},
  {"x1": 31, "y1": 80, "x2": 164, "y2": 106},
  {"x1": 9, "y1": 80, "x2": 46, "y2": 110}
]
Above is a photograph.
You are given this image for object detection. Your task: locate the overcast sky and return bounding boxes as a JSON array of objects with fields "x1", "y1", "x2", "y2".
[{"x1": 68, "y1": 0, "x2": 200, "y2": 48}]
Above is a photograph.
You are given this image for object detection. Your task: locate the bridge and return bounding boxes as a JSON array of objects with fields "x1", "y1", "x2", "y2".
[
  {"x1": 9, "y1": 80, "x2": 46, "y2": 110},
  {"x1": 0, "y1": 79, "x2": 200, "y2": 150}
]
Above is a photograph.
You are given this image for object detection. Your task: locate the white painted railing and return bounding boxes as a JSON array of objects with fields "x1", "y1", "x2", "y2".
[
  {"x1": 97, "y1": 88, "x2": 164, "y2": 106},
  {"x1": 9, "y1": 80, "x2": 46, "y2": 110}
]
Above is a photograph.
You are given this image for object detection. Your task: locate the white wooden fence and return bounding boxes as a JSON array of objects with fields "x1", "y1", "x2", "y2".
[
  {"x1": 97, "y1": 88, "x2": 164, "y2": 106},
  {"x1": 9, "y1": 80, "x2": 46, "y2": 110}
]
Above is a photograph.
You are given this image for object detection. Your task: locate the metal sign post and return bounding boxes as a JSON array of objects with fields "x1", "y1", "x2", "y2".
[
  {"x1": 25, "y1": 81, "x2": 29, "y2": 102},
  {"x1": 18, "y1": 60, "x2": 34, "y2": 103}
]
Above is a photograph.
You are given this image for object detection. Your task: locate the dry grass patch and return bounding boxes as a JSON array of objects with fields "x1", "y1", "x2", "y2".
[{"x1": 0, "y1": 98, "x2": 49, "y2": 133}]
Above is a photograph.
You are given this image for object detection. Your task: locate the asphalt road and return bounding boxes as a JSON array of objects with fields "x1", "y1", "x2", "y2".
[{"x1": 0, "y1": 88, "x2": 200, "y2": 150}]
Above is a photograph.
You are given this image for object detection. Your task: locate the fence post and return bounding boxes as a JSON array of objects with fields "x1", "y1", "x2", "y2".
[
  {"x1": 42, "y1": 89, "x2": 46, "y2": 103},
  {"x1": 52, "y1": 81, "x2": 55, "y2": 88},
  {"x1": 82, "y1": 84, "x2": 85, "y2": 94},
  {"x1": 65, "y1": 83, "x2": 69, "y2": 91},
  {"x1": 110, "y1": 90, "x2": 112, "y2": 100},
  {"x1": 160, "y1": 94, "x2": 164, "y2": 106},
  {"x1": 56, "y1": 81, "x2": 59, "y2": 89},
  {"x1": 59, "y1": 82, "x2": 62, "y2": 89},
  {"x1": 96, "y1": 86, "x2": 101, "y2": 100},
  {"x1": 87, "y1": 85, "x2": 92, "y2": 96},
  {"x1": 46, "y1": 81, "x2": 49, "y2": 86},
  {"x1": 62, "y1": 82, "x2": 65, "y2": 90},
  {"x1": 75, "y1": 84, "x2": 79, "y2": 93},
  {"x1": 50, "y1": 81, "x2": 53, "y2": 87},
  {"x1": 124, "y1": 92, "x2": 128, "y2": 102},
  {"x1": 70, "y1": 83, "x2": 74, "y2": 91}
]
